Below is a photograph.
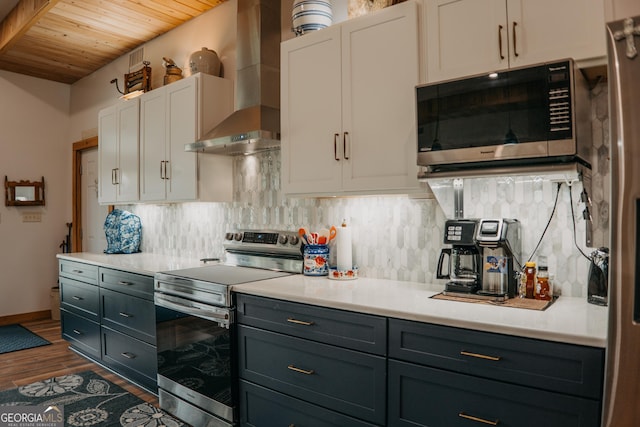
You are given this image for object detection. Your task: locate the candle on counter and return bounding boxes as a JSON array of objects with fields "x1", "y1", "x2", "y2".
[{"x1": 336, "y1": 219, "x2": 352, "y2": 271}]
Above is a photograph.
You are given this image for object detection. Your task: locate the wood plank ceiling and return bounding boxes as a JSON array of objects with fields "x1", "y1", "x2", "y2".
[{"x1": 0, "y1": 0, "x2": 227, "y2": 84}]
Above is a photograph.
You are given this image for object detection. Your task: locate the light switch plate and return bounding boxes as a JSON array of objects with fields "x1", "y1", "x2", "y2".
[{"x1": 22, "y1": 212, "x2": 42, "y2": 222}]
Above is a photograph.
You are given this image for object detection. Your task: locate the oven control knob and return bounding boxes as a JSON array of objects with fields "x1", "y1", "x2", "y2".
[
  {"x1": 224, "y1": 232, "x2": 234, "y2": 241},
  {"x1": 289, "y1": 235, "x2": 299, "y2": 245},
  {"x1": 278, "y1": 235, "x2": 288, "y2": 245},
  {"x1": 234, "y1": 232, "x2": 243, "y2": 241}
]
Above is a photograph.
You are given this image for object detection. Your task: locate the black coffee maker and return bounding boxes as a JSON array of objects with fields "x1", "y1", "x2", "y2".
[{"x1": 437, "y1": 219, "x2": 482, "y2": 294}]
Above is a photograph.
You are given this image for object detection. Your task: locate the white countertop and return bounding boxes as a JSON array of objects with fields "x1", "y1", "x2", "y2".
[
  {"x1": 56, "y1": 252, "x2": 204, "y2": 276},
  {"x1": 234, "y1": 275, "x2": 609, "y2": 348},
  {"x1": 57, "y1": 252, "x2": 608, "y2": 348}
]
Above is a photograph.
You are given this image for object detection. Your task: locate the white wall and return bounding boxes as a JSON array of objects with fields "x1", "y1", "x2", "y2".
[
  {"x1": 0, "y1": 70, "x2": 71, "y2": 317},
  {"x1": 68, "y1": 0, "x2": 237, "y2": 141}
]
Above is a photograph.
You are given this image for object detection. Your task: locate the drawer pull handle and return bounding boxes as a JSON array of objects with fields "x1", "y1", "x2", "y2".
[
  {"x1": 459, "y1": 412, "x2": 499, "y2": 425},
  {"x1": 119, "y1": 312, "x2": 132, "y2": 318},
  {"x1": 460, "y1": 351, "x2": 501, "y2": 362},
  {"x1": 286, "y1": 318, "x2": 314, "y2": 326},
  {"x1": 287, "y1": 365, "x2": 315, "y2": 375},
  {"x1": 72, "y1": 269, "x2": 83, "y2": 274},
  {"x1": 72, "y1": 329, "x2": 82, "y2": 335},
  {"x1": 118, "y1": 281, "x2": 133, "y2": 286},
  {"x1": 72, "y1": 296, "x2": 83, "y2": 301},
  {"x1": 121, "y1": 352, "x2": 137, "y2": 359}
]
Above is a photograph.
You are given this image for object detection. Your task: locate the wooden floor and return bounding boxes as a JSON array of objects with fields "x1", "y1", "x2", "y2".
[{"x1": 0, "y1": 318, "x2": 158, "y2": 405}]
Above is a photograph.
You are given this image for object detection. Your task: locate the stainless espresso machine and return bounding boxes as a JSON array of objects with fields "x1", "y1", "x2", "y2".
[{"x1": 475, "y1": 218, "x2": 521, "y2": 299}]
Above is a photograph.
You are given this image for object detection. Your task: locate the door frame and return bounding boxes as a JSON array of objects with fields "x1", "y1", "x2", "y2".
[{"x1": 71, "y1": 136, "x2": 98, "y2": 252}]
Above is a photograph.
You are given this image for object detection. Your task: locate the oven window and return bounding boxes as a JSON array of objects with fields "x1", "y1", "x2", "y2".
[
  {"x1": 156, "y1": 306, "x2": 235, "y2": 406},
  {"x1": 417, "y1": 66, "x2": 552, "y2": 152}
]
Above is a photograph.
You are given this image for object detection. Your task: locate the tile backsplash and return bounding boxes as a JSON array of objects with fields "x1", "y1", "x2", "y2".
[{"x1": 126, "y1": 83, "x2": 609, "y2": 298}]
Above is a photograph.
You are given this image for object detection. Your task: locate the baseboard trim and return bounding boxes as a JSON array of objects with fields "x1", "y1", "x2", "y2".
[{"x1": 0, "y1": 310, "x2": 52, "y2": 326}]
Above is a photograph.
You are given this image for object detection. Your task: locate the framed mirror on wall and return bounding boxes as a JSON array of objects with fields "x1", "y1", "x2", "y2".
[{"x1": 5, "y1": 176, "x2": 45, "y2": 206}]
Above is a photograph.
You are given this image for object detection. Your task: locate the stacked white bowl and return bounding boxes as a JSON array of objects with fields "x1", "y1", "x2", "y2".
[{"x1": 292, "y1": 0, "x2": 333, "y2": 36}]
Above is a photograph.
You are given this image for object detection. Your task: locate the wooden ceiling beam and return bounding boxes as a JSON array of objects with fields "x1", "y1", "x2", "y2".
[{"x1": 0, "y1": 0, "x2": 61, "y2": 55}]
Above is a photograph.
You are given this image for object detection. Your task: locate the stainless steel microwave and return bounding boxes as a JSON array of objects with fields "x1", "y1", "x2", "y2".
[{"x1": 416, "y1": 59, "x2": 592, "y2": 173}]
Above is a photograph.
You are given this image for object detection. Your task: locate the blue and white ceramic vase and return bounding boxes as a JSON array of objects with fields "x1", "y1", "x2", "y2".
[{"x1": 292, "y1": 0, "x2": 333, "y2": 36}]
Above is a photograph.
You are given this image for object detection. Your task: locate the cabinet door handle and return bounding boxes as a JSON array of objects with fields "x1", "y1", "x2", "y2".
[
  {"x1": 343, "y1": 131, "x2": 350, "y2": 160},
  {"x1": 164, "y1": 161, "x2": 170, "y2": 180},
  {"x1": 512, "y1": 21, "x2": 519, "y2": 57},
  {"x1": 334, "y1": 133, "x2": 340, "y2": 161},
  {"x1": 114, "y1": 168, "x2": 120, "y2": 185},
  {"x1": 119, "y1": 312, "x2": 132, "y2": 318},
  {"x1": 286, "y1": 317, "x2": 314, "y2": 326},
  {"x1": 72, "y1": 329, "x2": 82, "y2": 335},
  {"x1": 460, "y1": 350, "x2": 501, "y2": 361},
  {"x1": 118, "y1": 281, "x2": 133, "y2": 286},
  {"x1": 498, "y1": 25, "x2": 505, "y2": 60},
  {"x1": 287, "y1": 364, "x2": 315, "y2": 375},
  {"x1": 72, "y1": 296, "x2": 83, "y2": 301},
  {"x1": 160, "y1": 161, "x2": 165, "y2": 179},
  {"x1": 458, "y1": 412, "x2": 499, "y2": 425},
  {"x1": 111, "y1": 168, "x2": 116, "y2": 185},
  {"x1": 121, "y1": 352, "x2": 137, "y2": 359}
]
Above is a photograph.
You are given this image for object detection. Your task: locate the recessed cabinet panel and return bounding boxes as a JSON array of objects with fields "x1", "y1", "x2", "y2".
[
  {"x1": 282, "y1": 0, "x2": 420, "y2": 196},
  {"x1": 139, "y1": 73, "x2": 232, "y2": 203},
  {"x1": 388, "y1": 360, "x2": 601, "y2": 427},
  {"x1": 424, "y1": 0, "x2": 606, "y2": 83},
  {"x1": 98, "y1": 99, "x2": 140, "y2": 204},
  {"x1": 281, "y1": 25, "x2": 343, "y2": 194}
]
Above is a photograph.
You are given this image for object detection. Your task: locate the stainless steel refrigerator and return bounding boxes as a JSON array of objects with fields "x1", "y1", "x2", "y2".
[{"x1": 603, "y1": 15, "x2": 640, "y2": 427}]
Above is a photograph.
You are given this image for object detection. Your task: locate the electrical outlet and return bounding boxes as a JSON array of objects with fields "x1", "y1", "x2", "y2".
[{"x1": 22, "y1": 212, "x2": 42, "y2": 222}]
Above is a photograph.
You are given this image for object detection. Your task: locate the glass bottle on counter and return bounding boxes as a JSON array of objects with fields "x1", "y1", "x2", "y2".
[
  {"x1": 535, "y1": 265, "x2": 552, "y2": 300},
  {"x1": 524, "y1": 261, "x2": 536, "y2": 299}
]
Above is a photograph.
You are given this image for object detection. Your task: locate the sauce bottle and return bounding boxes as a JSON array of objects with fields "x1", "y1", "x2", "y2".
[
  {"x1": 524, "y1": 261, "x2": 536, "y2": 299},
  {"x1": 535, "y1": 265, "x2": 552, "y2": 300}
]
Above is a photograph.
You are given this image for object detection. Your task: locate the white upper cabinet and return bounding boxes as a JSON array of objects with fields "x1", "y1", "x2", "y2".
[
  {"x1": 139, "y1": 73, "x2": 233, "y2": 203},
  {"x1": 425, "y1": 0, "x2": 607, "y2": 82},
  {"x1": 282, "y1": 0, "x2": 421, "y2": 196},
  {"x1": 98, "y1": 99, "x2": 140, "y2": 204}
]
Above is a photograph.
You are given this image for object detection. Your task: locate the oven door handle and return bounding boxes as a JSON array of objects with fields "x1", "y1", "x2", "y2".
[{"x1": 155, "y1": 293, "x2": 232, "y2": 326}]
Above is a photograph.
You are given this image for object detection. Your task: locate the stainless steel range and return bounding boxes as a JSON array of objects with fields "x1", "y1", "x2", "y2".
[{"x1": 154, "y1": 230, "x2": 302, "y2": 427}]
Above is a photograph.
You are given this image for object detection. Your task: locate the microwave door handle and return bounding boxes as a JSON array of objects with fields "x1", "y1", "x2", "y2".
[{"x1": 498, "y1": 25, "x2": 505, "y2": 60}]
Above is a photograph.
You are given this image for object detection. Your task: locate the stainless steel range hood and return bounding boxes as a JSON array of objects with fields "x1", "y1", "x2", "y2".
[{"x1": 186, "y1": 0, "x2": 280, "y2": 155}]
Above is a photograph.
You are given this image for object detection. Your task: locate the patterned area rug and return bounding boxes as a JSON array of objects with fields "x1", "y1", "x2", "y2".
[
  {"x1": 0, "y1": 324, "x2": 50, "y2": 355},
  {"x1": 0, "y1": 371, "x2": 184, "y2": 427}
]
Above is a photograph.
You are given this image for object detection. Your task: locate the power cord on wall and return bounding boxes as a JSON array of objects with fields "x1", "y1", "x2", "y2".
[
  {"x1": 525, "y1": 182, "x2": 562, "y2": 265},
  {"x1": 568, "y1": 182, "x2": 593, "y2": 262}
]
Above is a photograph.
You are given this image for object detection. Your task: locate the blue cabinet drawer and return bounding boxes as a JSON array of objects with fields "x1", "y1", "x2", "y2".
[
  {"x1": 102, "y1": 326, "x2": 157, "y2": 391},
  {"x1": 388, "y1": 359, "x2": 601, "y2": 427},
  {"x1": 236, "y1": 294, "x2": 386, "y2": 355},
  {"x1": 59, "y1": 260, "x2": 98, "y2": 284},
  {"x1": 100, "y1": 288, "x2": 155, "y2": 344},
  {"x1": 389, "y1": 318, "x2": 604, "y2": 399},
  {"x1": 238, "y1": 325, "x2": 386, "y2": 425},
  {"x1": 240, "y1": 380, "x2": 380, "y2": 427},
  {"x1": 61, "y1": 309, "x2": 100, "y2": 359},
  {"x1": 99, "y1": 268, "x2": 153, "y2": 300},
  {"x1": 60, "y1": 277, "x2": 100, "y2": 321}
]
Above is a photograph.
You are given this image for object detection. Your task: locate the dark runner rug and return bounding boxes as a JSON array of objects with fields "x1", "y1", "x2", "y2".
[
  {"x1": 0, "y1": 324, "x2": 50, "y2": 355},
  {"x1": 0, "y1": 371, "x2": 184, "y2": 426}
]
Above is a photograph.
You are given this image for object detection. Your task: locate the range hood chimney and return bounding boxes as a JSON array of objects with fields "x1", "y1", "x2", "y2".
[{"x1": 186, "y1": 0, "x2": 281, "y2": 155}]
